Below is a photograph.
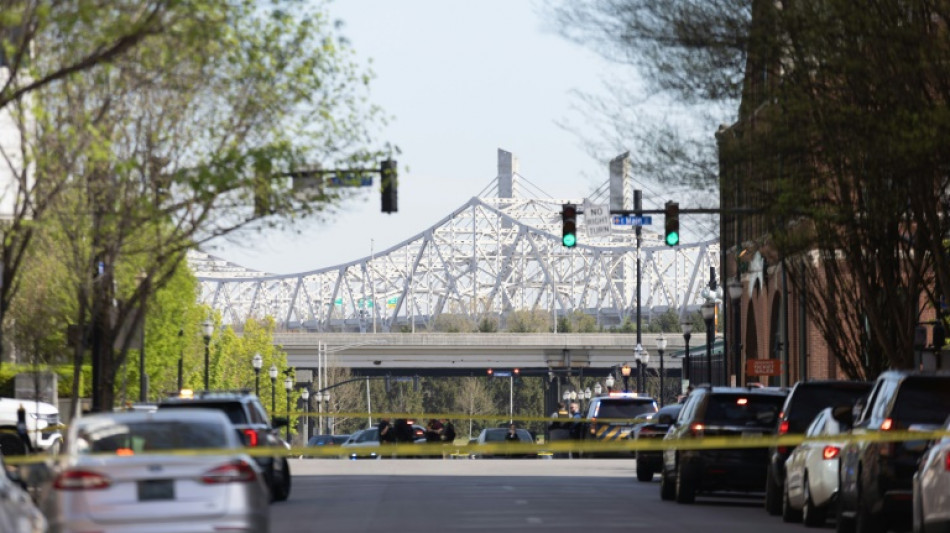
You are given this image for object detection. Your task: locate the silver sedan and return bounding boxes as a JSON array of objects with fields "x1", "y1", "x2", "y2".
[{"x1": 42, "y1": 408, "x2": 269, "y2": 533}]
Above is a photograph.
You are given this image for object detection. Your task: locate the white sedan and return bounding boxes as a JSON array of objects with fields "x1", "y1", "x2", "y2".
[
  {"x1": 783, "y1": 406, "x2": 849, "y2": 527},
  {"x1": 913, "y1": 417, "x2": 950, "y2": 533},
  {"x1": 0, "y1": 451, "x2": 46, "y2": 533},
  {"x1": 42, "y1": 409, "x2": 269, "y2": 533}
]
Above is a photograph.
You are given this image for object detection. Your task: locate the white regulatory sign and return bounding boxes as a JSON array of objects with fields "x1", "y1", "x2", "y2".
[{"x1": 584, "y1": 200, "x2": 611, "y2": 237}]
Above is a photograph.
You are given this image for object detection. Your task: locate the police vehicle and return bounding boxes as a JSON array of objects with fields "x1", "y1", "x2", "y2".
[{"x1": 580, "y1": 392, "x2": 657, "y2": 457}]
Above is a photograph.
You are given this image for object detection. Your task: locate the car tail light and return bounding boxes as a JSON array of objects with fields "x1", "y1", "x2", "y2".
[
  {"x1": 822, "y1": 446, "x2": 840, "y2": 460},
  {"x1": 201, "y1": 460, "x2": 257, "y2": 484},
  {"x1": 880, "y1": 418, "x2": 893, "y2": 431},
  {"x1": 689, "y1": 423, "x2": 705, "y2": 437},
  {"x1": 778, "y1": 420, "x2": 789, "y2": 435},
  {"x1": 243, "y1": 428, "x2": 259, "y2": 447},
  {"x1": 945, "y1": 451, "x2": 950, "y2": 471},
  {"x1": 53, "y1": 469, "x2": 111, "y2": 490}
]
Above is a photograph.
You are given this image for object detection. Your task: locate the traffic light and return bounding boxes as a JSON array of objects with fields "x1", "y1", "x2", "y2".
[
  {"x1": 380, "y1": 159, "x2": 397, "y2": 213},
  {"x1": 561, "y1": 203, "x2": 577, "y2": 247},
  {"x1": 513, "y1": 368, "x2": 520, "y2": 379},
  {"x1": 664, "y1": 201, "x2": 680, "y2": 246},
  {"x1": 487, "y1": 368, "x2": 494, "y2": 379}
]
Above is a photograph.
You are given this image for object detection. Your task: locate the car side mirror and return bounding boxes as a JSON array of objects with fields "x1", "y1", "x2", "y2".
[
  {"x1": 272, "y1": 416, "x2": 289, "y2": 428},
  {"x1": 831, "y1": 405, "x2": 854, "y2": 429}
]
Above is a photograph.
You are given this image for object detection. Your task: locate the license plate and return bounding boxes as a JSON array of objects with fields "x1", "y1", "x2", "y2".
[{"x1": 138, "y1": 479, "x2": 174, "y2": 501}]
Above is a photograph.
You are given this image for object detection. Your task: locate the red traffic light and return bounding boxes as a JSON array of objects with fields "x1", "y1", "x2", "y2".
[
  {"x1": 513, "y1": 368, "x2": 520, "y2": 376},
  {"x1": 487, "y1": 368, "x2": 493, "y2": 377}
]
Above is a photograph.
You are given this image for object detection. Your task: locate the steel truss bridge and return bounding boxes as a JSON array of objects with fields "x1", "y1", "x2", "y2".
[{"x1": 191, "y1": 151, "x2": 720, "y2": 332}]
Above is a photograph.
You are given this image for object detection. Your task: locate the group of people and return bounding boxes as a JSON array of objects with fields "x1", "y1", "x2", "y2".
[
  {"x1": 376, "y1": 417, "x2": 456, "y2": 444},
  {"x1": 548, "y1": 401, "x2": 583, "y2": 440}
]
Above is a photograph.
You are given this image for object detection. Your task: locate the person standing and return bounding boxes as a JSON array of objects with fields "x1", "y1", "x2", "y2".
[
  {"x1": 439, "y1": 418, "x2": 456, "y2": 458},
  {"x1": 377, "y1": 418, "x2": 395, "y2": 444}
]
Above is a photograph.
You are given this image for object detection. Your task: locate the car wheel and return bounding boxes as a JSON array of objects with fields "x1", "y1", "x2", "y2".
[
  {"x1": 765, "y1": 465, "x2": 782, "y2": 515},
  {"x1": 660, "y1": 467, "x2": 675, "y2": 501},
  {"x1": 636, "y1": 460, "x2": 654, "y2": 482},
  {"x1": 854, "y1": 477, "x2": 884, "y2": 533},
  {"x1": 783, "y1": 475, "x2": 803, "y2": 523},
  {"x1": 802, "y1": 473, "x2": 826, "y2": 528},
  {"x1": 913, "y1": 476, "x2": 925, "y2": 533},
  {"x1": 271, "y1": 458, "x2": 291, "y2": 502},
  {"x1": 675, "y1": 460, "x2": 696, "y2": 504}
]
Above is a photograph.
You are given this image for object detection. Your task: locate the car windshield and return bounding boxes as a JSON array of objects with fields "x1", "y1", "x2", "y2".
[
  {"x1": 890, "y1": 377, "x2": 950, "y2": 427},
  {"x1": 595, "y1": 400, "x2": 656, "y2": 421},
  {"x1": 787, "y1": 384, "x2": 871, "y2": 433},
  {"x1": 159, "y1": 402, "x2": 247, "y2": 425},
  {"x1": 75, "y1": 420, "x2": 229, "y2": 454},
  {"x1": 705, "y1": 394, "x2": 784, "y2": 428}
]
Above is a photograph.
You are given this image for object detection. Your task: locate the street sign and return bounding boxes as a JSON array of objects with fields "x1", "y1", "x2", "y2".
[
  {"x1": 584, "y1": 200, "x2": 611, "y2": 237},
  {"x1": 746, "y1": 359, "x2": 782, "y2": 376},
  {"x1": 612, "y1": 215, "x2": 653, "y2": 226},
  {"x1": 493, "y1": 371, "x2": 512, "y2": 377}
]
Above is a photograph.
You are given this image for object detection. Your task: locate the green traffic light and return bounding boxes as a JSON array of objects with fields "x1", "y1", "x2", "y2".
[
  {"x1": 563, "y1": 234, "x2": 577, "y2": 247},
  {"x1": 665, "y1": 231, "x2": 679, "y2": 246}
]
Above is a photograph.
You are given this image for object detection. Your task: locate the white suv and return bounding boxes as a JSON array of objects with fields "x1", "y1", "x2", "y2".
[{"x1": 0, "y1": 397, "x2": 62, "y2": 452}]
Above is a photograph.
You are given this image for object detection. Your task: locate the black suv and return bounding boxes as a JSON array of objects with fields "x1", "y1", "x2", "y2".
[
  {"x1": 836, "y1": 371, "x2": 950, "y2": 533},
  {"x1": 157, "y1": 390, "x2": 292, "y2": 501},
  {"x1": 632, "y1": 403, "x2": 682, "y2": 482},
  {"x1": 660, "y1": 386, "x2": 787, "y2": 503},
  {"x1": 580, "y1": 393, "x2": 658, "y2": 457},
  {"x1": 764, "y1": 380, "x2": 873, "y2": 515}
]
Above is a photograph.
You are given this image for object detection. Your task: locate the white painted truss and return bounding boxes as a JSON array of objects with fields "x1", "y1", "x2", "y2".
[{"x1": 191, "y1": 190, "x2": 720, "y2": 332}]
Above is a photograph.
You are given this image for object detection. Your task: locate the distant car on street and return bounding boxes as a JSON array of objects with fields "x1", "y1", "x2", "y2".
[
  {"x1": 913, "y1": 415, "x2": 950, "y2": 533},
  {"x1": 42, "y1": 409, "x2": 269, "y2": 533},
  {"x1": 469, "y1": 427, "x2": 537, "y2": 459},
  {"x1": 580, "y1": 392, "x2": 658, "y2": 457},
  {"x1": 631, "y1": 403, "x2": 681, "y2": 481},
  {"x1": 0, "y1": 397, "x2": 63, "y2": 453}
]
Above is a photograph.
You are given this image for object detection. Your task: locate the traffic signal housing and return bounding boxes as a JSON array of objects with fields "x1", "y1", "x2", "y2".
[
  {"x1": 487, "y1": 368, "x2": 494, "y2": 379},
  {"x1": 380, "y1": 159, "x2": 397, "y2": 213},
  {"x1": 664, "y1": 201, "x2": 680, "y2": 246},
  {"x1": 561, "y1": 203, "x2": 577, "y2": 248}
]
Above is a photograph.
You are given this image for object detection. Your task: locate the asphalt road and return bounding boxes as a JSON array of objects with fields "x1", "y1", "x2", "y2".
[{"x1": 271, "y1": 459, "x2": 816, "y2": 532}]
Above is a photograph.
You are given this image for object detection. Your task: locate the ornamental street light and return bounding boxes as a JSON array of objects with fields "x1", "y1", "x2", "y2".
[
  {"x1": 268, "y1": 364, "x2": 278, "y2": 415},
  {"x1": 681, "y1": 320, "x2": 693, "y2": 386},
  {"x1": 605, "y1": 373, "x2": 615, "y2": 391},
  {"x1": 252, "y1": 353, "x2": 263, "y2": 397},
  {"x1": 283, "y1": 374, "x2": 293, "y2": 441},
  {"x1": 701, "y1": 301, "x2": 717, "y2": 385},
  {"x1": 201, "y1": 320, "x2": 214, "y2": 390},
  {"x1": 727, "y1": 278, "x2": 743, "y2": 387},
  {"x1": 621, "y1": 363, "x2": 632, "y2": 393},
  {"x1": 323, "y1": 391, "x2": 332, "y2": 434},
  {"x1": 656, "y1": 335, "x2": 668, "y2": 406},
  {"x1": 300, "y1": 387, "x2": 310, "y2": 445},
  {"x1": 634, "y1": 345, "x2": 650, "y2": 394},
  {"x1": 593, "y1": 382, "x2": 603, "y2": 396}
]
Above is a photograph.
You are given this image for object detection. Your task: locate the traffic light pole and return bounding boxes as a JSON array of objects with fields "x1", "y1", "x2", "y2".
[{"x1": 635, "y1": 190, "x2": 643, "y2": 350}]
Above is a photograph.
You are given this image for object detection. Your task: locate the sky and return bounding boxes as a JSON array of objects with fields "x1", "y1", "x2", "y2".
[{"x1": 210, "y1": 0, "x2": 631, "y2": 275}]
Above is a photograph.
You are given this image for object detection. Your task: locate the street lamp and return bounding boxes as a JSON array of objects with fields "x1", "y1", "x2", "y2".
[
  {"x1": 301, "y1": 388, "x2": 310, "y2": 445},
  {"x1": 283, "y1": 374, "x2": 293, "y2": 441},
  {"x1": 656, "y1": 335, "x2": 668, "y2": 406},
  {"x1": 201, "y1": 320, "x2": 214, "y2": 391},
  {"x1": 584, "y1": 387, "x2": 592, "y2": 411},
  {"x1": 323, "y1": 391, "x2": 332, "y2": 434},
  {"x1": 593, "y1": 382, "x2": 603, "y2": 396},
  {"x1": 701, "y1": 301, "x2": 716, "y2": 385},
  {"x1": 621, "y1": 363, "x2": 632, "y2": 393},
  {"x1": 252, "y1": 353, "x2": 263, "y2": 397},
  {"x1": 605, "y1": 373, "x2": 615, "y2": 392},
  {"x1": 681, "y1": 319, "x2": 693, "y2": 386},
  {"x1": 634, "y1": 345, "x2": 650, "y2": 394},
  {"x1": 562, "y1": 390, "x2": 571, "y2": 404},
  {"x1": 728, "y1": 278, "x2": 743, "y2": 387},
  {"x1": 268, "y1": 364, "x2": 278, "y2": 415}
]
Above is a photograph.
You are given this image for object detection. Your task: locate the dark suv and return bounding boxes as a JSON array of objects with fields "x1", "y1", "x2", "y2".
[
  {"x1": 157, "y1": 390, "x2": 292, "y2": 501},
  {"x1": 836, "y1": 371, "x2": 950, "y2": 533},
  {"x1": 764, "y1": 380, "x2": 873, "y2": 515},
  {"x1": 660, "y1": 386, "x2": 788, "y2": 503},
  {"x1": 580, "y1": 392, "x2": 658, "y2": 457}
]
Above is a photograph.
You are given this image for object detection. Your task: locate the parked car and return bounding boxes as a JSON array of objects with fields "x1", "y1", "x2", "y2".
[
  {"x1": 913, "y1": 415, "x2": 950, "y2": 533},
  {"x1": 0, "y1": 449, "x2": 46, "y2": 533},
  {"x1": 469, "y1": 427, "x2": 537, "y2": 459},
  {"x1": 765, "y1": 380, "x2": 872, "y2": 515},
  {"x1": 308, "y1": 434, "x2": 350, "y2": 447},
  {"x1": 782, "y1": 405, "x2": 852, "y2": 527},
  {"x1": 837, "y1": 371, "x2": 950, "y2": 533},
  {"x1": 0, "y1": 397, "x2": 63, "y2": 453},
  {"x1": 631, "y1": 403, "x2": 682, "y2": 482},
  {"x1": 660, "y1": 385, "x2": 787, "y2": 503},
  {"x1": 42, "y1": 409, "x2": 269, "y2": 533},
  {"x1": 341, "y1": 428, "x2": 384, "y2": 459},
  {"x1": 157, "y1": 389, "x2": 291, "y2": 501},
  {"x1": 580, "y1": 392, "x2": 658, "y2": 457}
]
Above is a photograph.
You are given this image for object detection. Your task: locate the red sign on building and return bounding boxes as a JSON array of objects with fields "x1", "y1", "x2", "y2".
[{"x1": 746, "y1": 359, "x2": 782, "y2": 377}]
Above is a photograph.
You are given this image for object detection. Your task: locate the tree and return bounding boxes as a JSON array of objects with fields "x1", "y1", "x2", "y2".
[
  {"x1": 505, "y1": 310, "x2": 552, "y2": 333},
  {"x1": 24, "y1": 0, "x2": 385, "y2": 410}
]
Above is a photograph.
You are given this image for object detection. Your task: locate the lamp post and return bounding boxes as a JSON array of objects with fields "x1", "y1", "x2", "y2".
[
  {"x1": 177, "y1": 328, "x2": 184, "y2": 391},
  {"x1": 593, "y1": 382, "x2": 603, "y2": 396},
  {"x1": 323, "y1": 391, "x2": 332, "y2": 434},
  {"x1": 201, "y1": 320, "x2": 214, "y2": 391},
  {"x1": 252, "y1": 353, "x2": 263, "y2": 397},
  {"x1": 283, "y1": 374, "x2": 293, "y2": 441},
  {"x1": 727, "y1": 278, "x2": 743, "y2": 387},
  {"x1": 621, "y1": 363, "x2": 632, "y2": 393},
  {"x1": 656, "y1": 335, "x2": 668, "y2": 406},
  {"x1": 605, "y1": 373, "x2": 615, "y2": 392},
  {"x1": 634, "y1": 345, "x2": 650, "y2": 394},
  {"x1": 314, "y1": 391, "x2": 322, "y2": 436},
  {"x1": 681, "y1": 320, "x2": 693, "y2": 387},
  {"x1": 701, "y1": 301, "x2": 716, "y2": 385},
  {"x1": 301, "y1": 387, "x2": 310, "y2": 445},
  {"x1": 268, "y1": 364, "x2": 278, "y2": 415},
  {"x1": 584, "y1": 387, "x2": 592, "y2": 411}
]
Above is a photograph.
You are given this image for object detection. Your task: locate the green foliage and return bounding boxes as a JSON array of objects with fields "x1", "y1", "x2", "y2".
[
  {"x1": 0, "y1": 364, "x2": 91, "y2": 398},
  {"x1": 505, "y1": 310, "x2": 552, "y2": 333},
  {"x1": 431, "y1": 314, "x2": 475, "y2": 333}
]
